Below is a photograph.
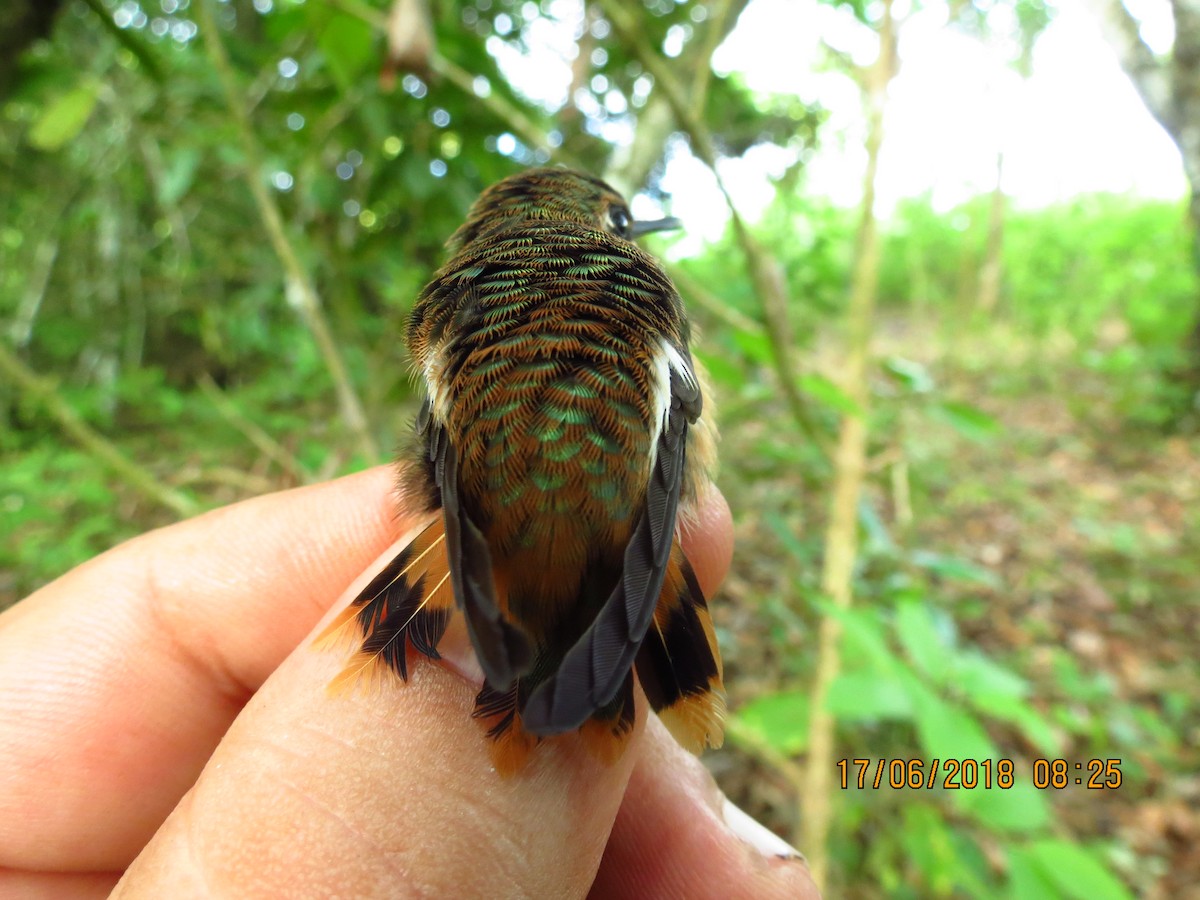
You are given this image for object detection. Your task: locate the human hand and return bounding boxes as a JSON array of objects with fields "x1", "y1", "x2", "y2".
[{"x1": 0, "y1": 467, "x2": 817, "y2": 898}]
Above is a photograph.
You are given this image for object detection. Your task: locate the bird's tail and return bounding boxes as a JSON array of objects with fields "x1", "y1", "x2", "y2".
[
  {"x1": 471, "y1": 538, "x2": 725, "y2": 775},
  {"x1": 320, "y1": 524, "x2": 724, "y2": 772},
  {"x1": 634, "y1": 541, "x2": 726, "y2": 752},
  {"x1": 317, "y1": 516, "x2": 456, "y2": 692}
]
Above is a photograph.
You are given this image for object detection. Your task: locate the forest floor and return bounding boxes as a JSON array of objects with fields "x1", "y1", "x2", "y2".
[
  {"x1": 926, "y1": 332, "x2": 1199, "y2": 897},
  {"x1": 713, "y1": 316, "x2": 1200, "y2": 897}
]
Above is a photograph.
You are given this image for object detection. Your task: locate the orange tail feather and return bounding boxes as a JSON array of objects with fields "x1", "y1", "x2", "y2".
[
  {"x1": 320, "y1": 518, "x2": 456, "y2": 693},
  {"x1": 636, "y1": 541, "x2": 726, "y2": 752}
]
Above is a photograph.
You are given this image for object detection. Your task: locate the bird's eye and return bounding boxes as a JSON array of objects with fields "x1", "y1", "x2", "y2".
[{"x1": 608, "y1": 206, "x2": 632, "y2": 238}]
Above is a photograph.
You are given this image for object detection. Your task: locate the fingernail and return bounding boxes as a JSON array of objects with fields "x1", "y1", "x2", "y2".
[
  {"x1": 722, "y1": 797, "x2": 805, "y2": 861},
  {"x1": 430, "y1": 618, "x2": 485, "y2": 686}
]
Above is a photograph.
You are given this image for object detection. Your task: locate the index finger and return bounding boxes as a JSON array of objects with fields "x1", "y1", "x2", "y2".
[{"x1": 0, "y1": 466, "x2": 408, "y2": 871}]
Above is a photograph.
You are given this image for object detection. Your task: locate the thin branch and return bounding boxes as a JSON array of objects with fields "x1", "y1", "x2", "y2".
[
  {"x1": 322, "y1": 0, "x2": 579, "y2": 167},
  {"x1": 687, "y1": 0, "x2": 743, "y2": 120},
  {"x1": 78, "y1": 0, "x2": 165, "y2": 81},
  {"x1": 197, "y1": 0, "x2": 380, "y2": 463},
  {"x1": 597, "y1": 0, "x2": 830, "y2": 455},
  {"x1": 197, "y1": 374, "x2": 313, "y2": 484},
  {"x1": 560, "y1": 2, "x2": 596, "y2": 132},
  {"x1": 667, "y1": 263, "x2": 766, "y2": 337},
  {"x1": 1079, "y1": 0, "x2": 1173, "y2": 129},
  {"x1": 10, "y1": 236, "x2": 58, "y2": 348},
  {"x1": 800, "y1": 0, "x2": 898, "y2": 888},
  {"x1": 0, "y1": 343, "x2": 199, "y2": 518},
  {"x1": 175, "y1": 464, "x2": 278, "y2": 494},
  {"x1": 603, "y1": 0, "x2": 748, "y2": 194},
  {"x1": 136, "y1": 133, "x2": 194, "y2": 310},
  {"x1": 725, "y1": 717, "x2": 807, "y2": 793},
  {"x1": 11, "y1": 178, "x2": 90, "y2": 347}
]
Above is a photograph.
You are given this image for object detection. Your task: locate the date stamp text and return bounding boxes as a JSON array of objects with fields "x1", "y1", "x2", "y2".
[{"x1": 836, "y1": 758, "x2": 1123, "y2": 790}]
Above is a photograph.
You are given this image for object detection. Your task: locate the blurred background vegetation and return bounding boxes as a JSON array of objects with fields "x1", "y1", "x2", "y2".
[{"x1": 2, "y1": 0, "x2": 1197, "y2": 896}]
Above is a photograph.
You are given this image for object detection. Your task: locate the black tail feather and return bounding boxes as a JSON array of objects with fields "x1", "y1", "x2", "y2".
[{"x1": 635, "y1": 552, "x2": 725, "y2": 751}]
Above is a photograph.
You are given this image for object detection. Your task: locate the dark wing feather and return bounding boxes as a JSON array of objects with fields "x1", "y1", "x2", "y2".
[
  {"x1": 521, "y1": 359, "x2": 701, "y2": 735},
  {"x1": 426, "y1": 403, "x2": 532, "y2": 689}
]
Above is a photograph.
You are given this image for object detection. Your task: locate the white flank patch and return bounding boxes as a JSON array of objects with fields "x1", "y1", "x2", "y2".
[
  {"x1": 423, "y1": 343, "x2": 452, "y2": 423},
  {"x1": 662, "y1": 340, "x2": 698, "y2": 394},
  {"x1": 648, "y1": 338, "x2": 697, "y2": 451}
]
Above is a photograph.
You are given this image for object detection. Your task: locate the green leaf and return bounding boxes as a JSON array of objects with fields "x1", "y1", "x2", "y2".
[
  {"x1": 1026, "y1": 840, "x2": 1133, "y2": 900},
  {"x1": 950, "y1": 653, "x2": 1062, "y2": 755},
  {"x1": 1002, "y1": 705, "x2": 1061, "y2": 756},
  {"x1": 930, "y1": 400, "x2": 1001, "y2": 442},
  {"x1": 910, "y1": 684, "x2": 997, "y2": 760},
  {"x1": 29, "y1": 81, "x2": 100, "y2": 151},
  {"x1": 826, "y1": 605, "x2": 905, "y2": 675},
  {"x1": 733, "y1": 690, "x2": 808, "y2": 754},
  {"x1": 899, "y1": 806, "x2": 991, "y2": 896},
  {"x1": 1006, "y1": 848, "x2": 1060, "y2": 899},
  {"x1": 952, "y1": 651, "x2": 1026, "y2": 698},
  {"x1": 826, "y1": 671, "x2": 914, "y2": 720},
  {"x1": 694, "y1": 349, "x2": 743, "y2": 389},
  {"x1": 956, "y1": 782, "x2": 1049, "y2": 833},
  {"x1": 799, "y1": 372, "x2": 862, "y2": 415},
  {"x1": 910, "y1": 550, "x2": 1002, "y2": 588},
  {"x1": 317, "y1": 13, "x2": 375, "y2": 92},
  {"x1": 883, "y1": 355, "x2": 935, "y2": 393},
  {"x1": 265, "y1": 5, "x2": 308, "y2": 42},
  {"x1": 158, "y1": 148, "x2": 202, "y2": 206},
  {"x1": 730, "y1": 328, "x2": 772, "y2": 364},
  {"x1": 895, "y1": 600, "x2": 953, "y2": 681}
]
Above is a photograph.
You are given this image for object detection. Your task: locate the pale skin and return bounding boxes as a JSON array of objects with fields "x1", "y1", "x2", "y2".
[{"x1": 0, "y1": 466, "x2": 819, "y2": 898}]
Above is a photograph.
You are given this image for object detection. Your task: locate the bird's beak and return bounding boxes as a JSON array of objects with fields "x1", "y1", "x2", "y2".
[{"x1": 629, "y1": 216, "x2": 683, "y2": 238}]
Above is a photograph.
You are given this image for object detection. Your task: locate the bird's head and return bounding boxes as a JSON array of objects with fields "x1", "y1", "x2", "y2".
[{"x1": 446, "y1": 167, "x2": 680, "y2": 252}]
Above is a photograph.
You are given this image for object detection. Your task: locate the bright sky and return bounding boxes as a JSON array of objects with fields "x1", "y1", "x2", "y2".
[
  {"x1": 687, "y1": 0, "x2": 1185, "y2": 240},
  {"x1": 493, "y1": 0, "x2": 1188, "y2": 244}
]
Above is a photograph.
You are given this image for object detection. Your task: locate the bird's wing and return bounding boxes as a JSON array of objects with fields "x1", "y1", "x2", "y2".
[
  {"x1": 425, "y1": 399, "x2": 533, "y2": 689},
  {"x1": 521, "y1": 342, "x2": 702, "y2": 734}
]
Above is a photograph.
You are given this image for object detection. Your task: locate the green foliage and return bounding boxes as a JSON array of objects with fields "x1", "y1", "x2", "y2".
[
  {"x1": 2, "y1": 2, "x2": 1195, "y2": 898},
  {"x1": 879, "y1": 194, "x2": 1199, "y2": 427},
  {"x1": 0, "y1": 443, "x2": 131, "y2": 585},
  {"x1": 736, "y1": 688, "x2": 809, "y2": 754},
  {"x1": 1010, "y1": 840, "x2": 1134, "y2": 900},
  {"x1": 711, "y1": 183, "x2": 1195, "y2": 890},
  {"x1": 27, "y1": 76, "x2": 99, "y2": 150}
]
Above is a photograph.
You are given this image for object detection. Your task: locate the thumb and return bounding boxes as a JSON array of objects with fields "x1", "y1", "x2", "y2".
[{"x1": 112, "y1": 538, "x2": 640, "y2": 898}]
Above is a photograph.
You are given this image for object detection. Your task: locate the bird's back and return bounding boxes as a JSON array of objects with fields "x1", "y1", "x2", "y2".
[{"x1": 409, "y1": 220, "x2": 680, "y2": 622}]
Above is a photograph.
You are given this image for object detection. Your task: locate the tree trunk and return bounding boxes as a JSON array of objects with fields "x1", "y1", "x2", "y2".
[
  {"x1": 977, "y1": 151, "x2": 1007, "y2": 314},
  {"x1": 799, "y1": 0, "x2": 898, "y2": 889},
  {"x1": 0, "y1": 0, "x2": 65, "y2": 99},
  {"x1": 1082, "y1": 0, "x2": 1200, "y2": 410},
  {"x1": 602, "y1": 0, "x2": 751, "y2": 195}
]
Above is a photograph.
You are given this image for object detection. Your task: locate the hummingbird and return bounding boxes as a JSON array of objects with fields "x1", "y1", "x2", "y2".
[{"x1": 320, "y1": 167, "x2": 725, "y2": 774}]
